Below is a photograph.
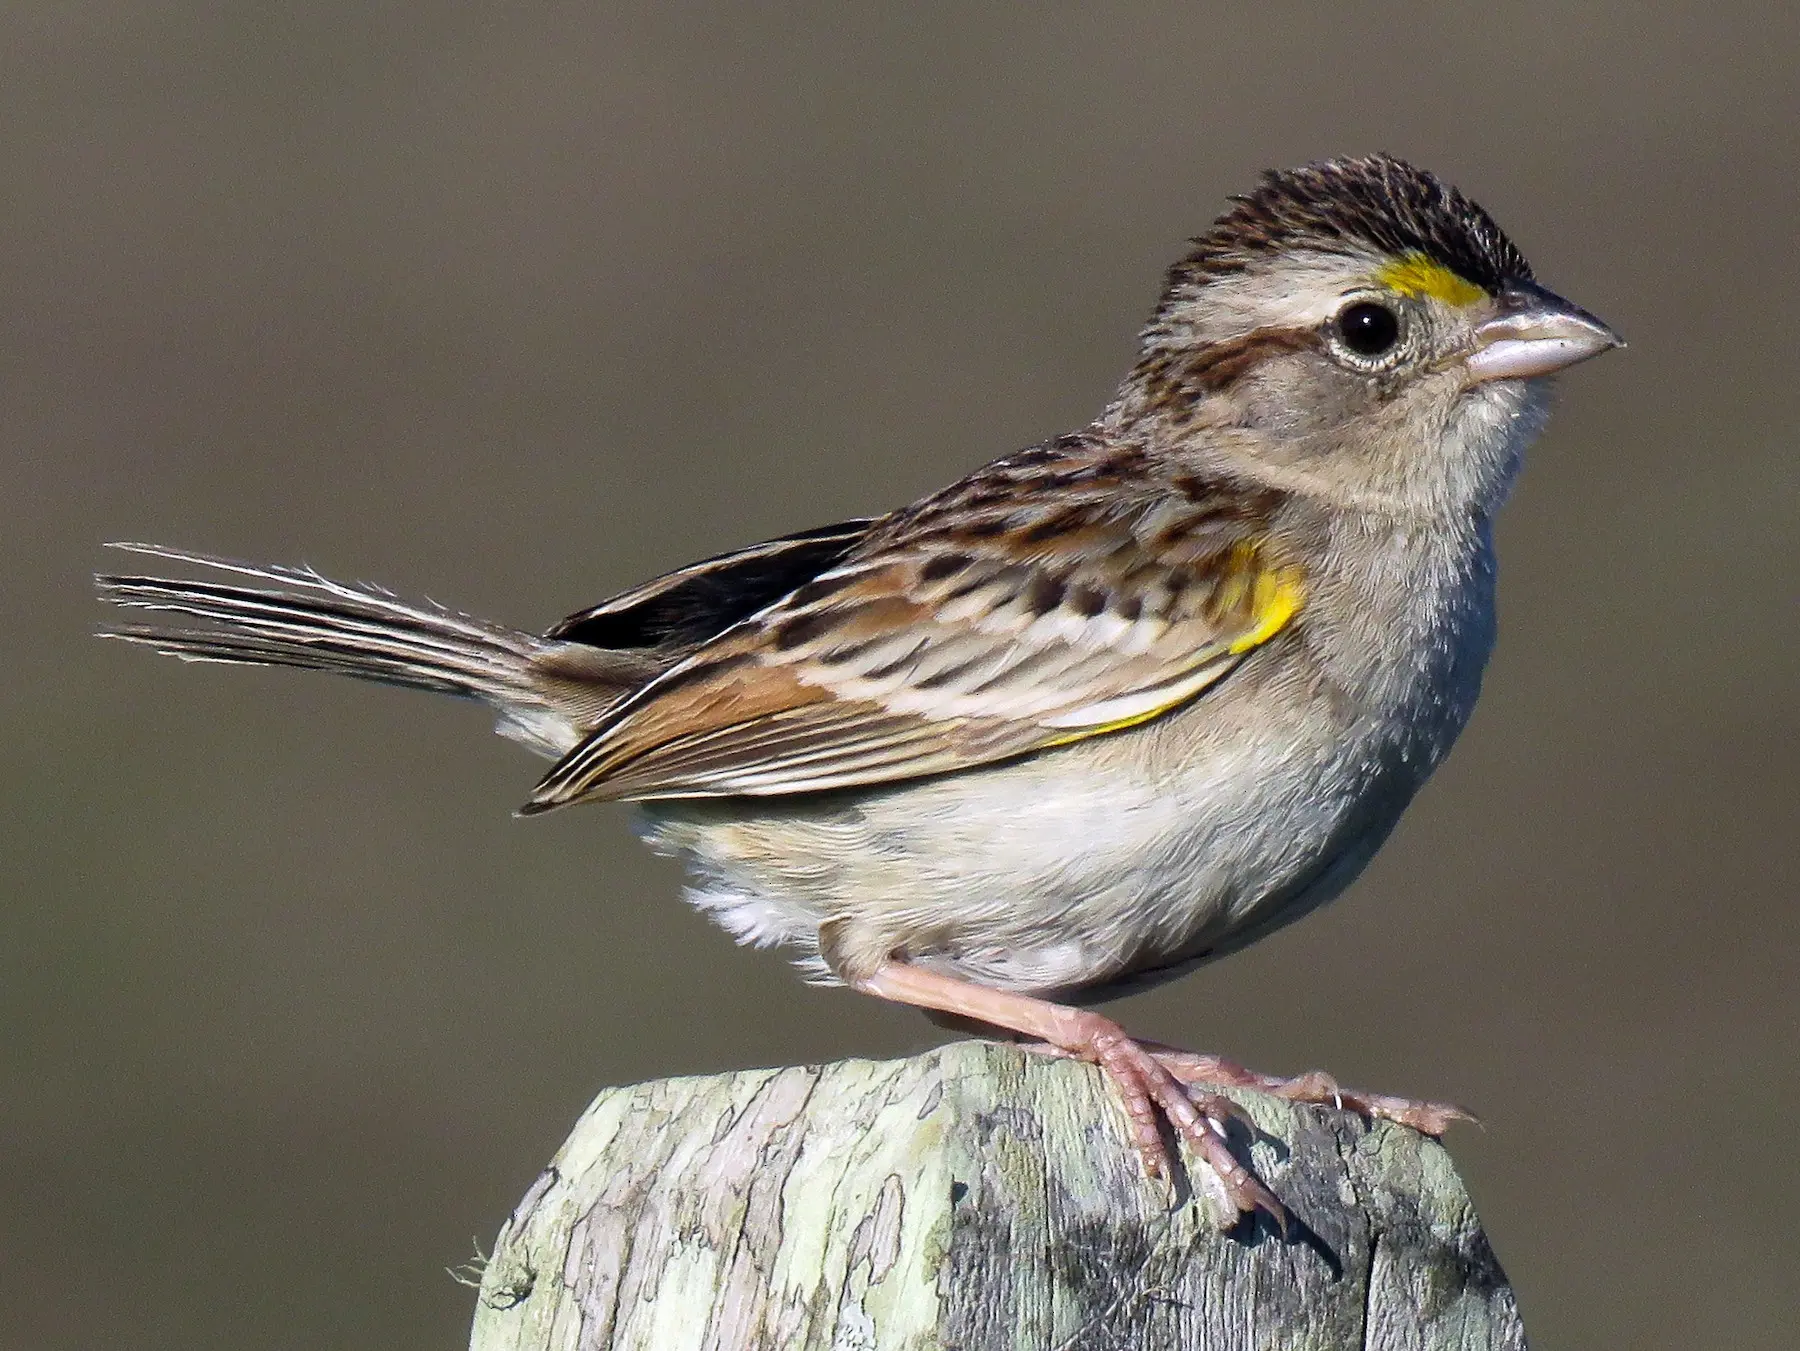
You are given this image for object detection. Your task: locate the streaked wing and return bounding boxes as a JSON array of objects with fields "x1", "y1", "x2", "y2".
[
  {"x1": 547, "y1": 518, "x2": 878, "y2": 650},
  {"x1": 526, "y1": 442, "x2": 1303, "y2": 807}
]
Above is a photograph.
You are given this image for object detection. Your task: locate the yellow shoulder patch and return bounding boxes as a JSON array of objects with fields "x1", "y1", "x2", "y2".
[
  {"x1": 1226, "y1": 563, "x2": 1307, "y2": 654},
  {"x1": 1039, "y1": 548, "x2": 1306, "y2": 747},
  {"x1": 1208, "y1": 541, "x2": 1308, "y2": 654},
  {"x1": 1375, "y1": 252, "x2": 1486, "y2": 307}
]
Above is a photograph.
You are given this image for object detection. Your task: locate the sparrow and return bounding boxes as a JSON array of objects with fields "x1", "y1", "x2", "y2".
[{"x1": 98, "y1": 154, "x2": 1621, "y2": 1228}]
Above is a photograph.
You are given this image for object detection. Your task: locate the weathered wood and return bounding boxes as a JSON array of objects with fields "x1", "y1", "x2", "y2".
[{"x1": 469, "y1": 1041, "x2": 1524, "y2": 1350}]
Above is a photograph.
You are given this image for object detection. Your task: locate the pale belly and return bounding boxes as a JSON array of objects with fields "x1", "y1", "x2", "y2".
[{"x1": 639, "y1": 647, "x2": 1462, "y2": 998}]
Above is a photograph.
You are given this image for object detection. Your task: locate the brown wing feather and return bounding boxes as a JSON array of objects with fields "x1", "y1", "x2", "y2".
[{"x1": 525, "y1": 441, "x2": 1304, "y2": 808}]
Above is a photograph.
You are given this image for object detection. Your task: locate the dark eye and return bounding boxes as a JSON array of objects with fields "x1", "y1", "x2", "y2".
[{"x1": 1335, "y1": 301, "x2": 1400, "y2": 358}]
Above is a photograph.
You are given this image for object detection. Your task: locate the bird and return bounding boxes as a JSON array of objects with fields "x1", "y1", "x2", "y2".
[{"x1": 97, "y1": 154, "x2": 1621, "y2": 1228}]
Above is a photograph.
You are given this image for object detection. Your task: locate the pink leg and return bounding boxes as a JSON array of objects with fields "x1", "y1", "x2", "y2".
[{"x1": 855, "y1": 960, "x2": 1286, "y2": 1228}]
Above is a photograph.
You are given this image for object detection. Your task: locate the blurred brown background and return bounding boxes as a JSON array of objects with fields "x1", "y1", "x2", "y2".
[{"x1": 3, "y1": 4, "x2": 1795, "y2": 1348}]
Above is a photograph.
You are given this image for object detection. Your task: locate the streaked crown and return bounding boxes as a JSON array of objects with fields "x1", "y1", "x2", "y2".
[{"x1": 1163, "y1": 155, "x2": 1532, "y2": 305}]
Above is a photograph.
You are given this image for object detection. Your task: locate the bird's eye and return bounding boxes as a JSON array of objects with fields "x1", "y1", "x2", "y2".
[{"x1": 1335, "y1": 301, "x2": 1401, "y2": 358}]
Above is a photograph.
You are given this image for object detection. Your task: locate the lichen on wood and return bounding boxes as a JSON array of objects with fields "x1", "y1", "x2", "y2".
[{"x1": 469, "y1": 1041, "x2": 1525, "y2": 1350}]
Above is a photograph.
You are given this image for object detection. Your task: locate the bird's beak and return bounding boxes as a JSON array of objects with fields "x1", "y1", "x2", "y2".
[{"x1": 1465, "y1": 282, "x2": 1624, "y2": 383}]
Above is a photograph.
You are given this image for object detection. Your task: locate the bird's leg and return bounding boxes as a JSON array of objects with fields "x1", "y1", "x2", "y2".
[{"x1": 853, "y1": 959, "x2": 1285, "y2": 1229}]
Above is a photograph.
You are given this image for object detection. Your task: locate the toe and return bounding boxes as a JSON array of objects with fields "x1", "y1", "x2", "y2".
[
  {"x1": 1362, "y1": 1097, "x2": 1479, "y2": 1136},
  {"x1": 1185, "y1": 1098, "x2": 1288, "y2": 1233}
]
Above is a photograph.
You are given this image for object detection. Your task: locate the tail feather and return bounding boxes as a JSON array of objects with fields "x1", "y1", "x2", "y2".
[{"x1": 96, "y1": 544, "x2": 603, "y2": 756}]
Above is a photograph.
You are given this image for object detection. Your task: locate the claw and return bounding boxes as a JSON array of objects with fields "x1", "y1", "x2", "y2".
[
  {"x1": 1187, "y1": 1086, "x2": 1258, "y2": 1135},
  {"x1": 1191, "y1": 1093, "x2": 1287, "y2": 1235}
]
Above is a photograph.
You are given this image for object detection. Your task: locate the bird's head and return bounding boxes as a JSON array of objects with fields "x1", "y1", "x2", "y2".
[{"x1": 1117, "y1": 155, "x2": 1621, "y2": 519}]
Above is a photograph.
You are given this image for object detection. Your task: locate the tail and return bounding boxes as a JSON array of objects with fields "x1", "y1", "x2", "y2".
[{"x1": 96, "y1": 543, "x2": 633, "y2": 757}]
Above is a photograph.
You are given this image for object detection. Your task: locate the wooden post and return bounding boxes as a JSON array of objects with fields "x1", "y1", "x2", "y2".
[{"x1": 468, "y1": 1041, "x2": 1525, "y2": 1350}]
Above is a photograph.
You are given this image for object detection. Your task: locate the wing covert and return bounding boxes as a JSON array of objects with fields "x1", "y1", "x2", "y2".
[{"x1": 525, "y1": 451, "x2": 1304, "y2": 808}]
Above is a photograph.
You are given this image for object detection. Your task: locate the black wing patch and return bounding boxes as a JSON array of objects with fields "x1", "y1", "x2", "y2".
[{"x1": 547, "y1": 518, "x2": 877, "y2": 651}]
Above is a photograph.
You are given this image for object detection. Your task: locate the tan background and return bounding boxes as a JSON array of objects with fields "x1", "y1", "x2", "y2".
[{"x1": 4, "y1": 5, "x2": 1796, "y2": 1348}]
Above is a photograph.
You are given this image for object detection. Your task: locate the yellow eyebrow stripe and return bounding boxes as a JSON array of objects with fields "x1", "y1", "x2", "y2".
[{"x1": 1375, "y1": 253, "x2": 1486, "y2": 307}]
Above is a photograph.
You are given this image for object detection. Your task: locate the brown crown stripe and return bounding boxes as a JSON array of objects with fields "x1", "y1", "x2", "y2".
[{"x1": 1166, "y1": 155, "x2": 1530, "y2": 297}]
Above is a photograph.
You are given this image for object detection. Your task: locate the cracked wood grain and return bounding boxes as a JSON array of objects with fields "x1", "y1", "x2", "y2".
[{"x1": 468, "y1": 1042, "x2": 1526, "y2": 1350}]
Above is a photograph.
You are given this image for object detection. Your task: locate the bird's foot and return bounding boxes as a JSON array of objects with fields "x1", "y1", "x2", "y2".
[
  {"x1": 1066, "y1": 1019, "x2": 1286, "y2": 1230},
  {"x1": 1135, "y1": 1043, "x2": 1476, "y2": 1136},
  {"x1": 850, "y1": 958, "x2": 1286, "y2": 1230}
]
